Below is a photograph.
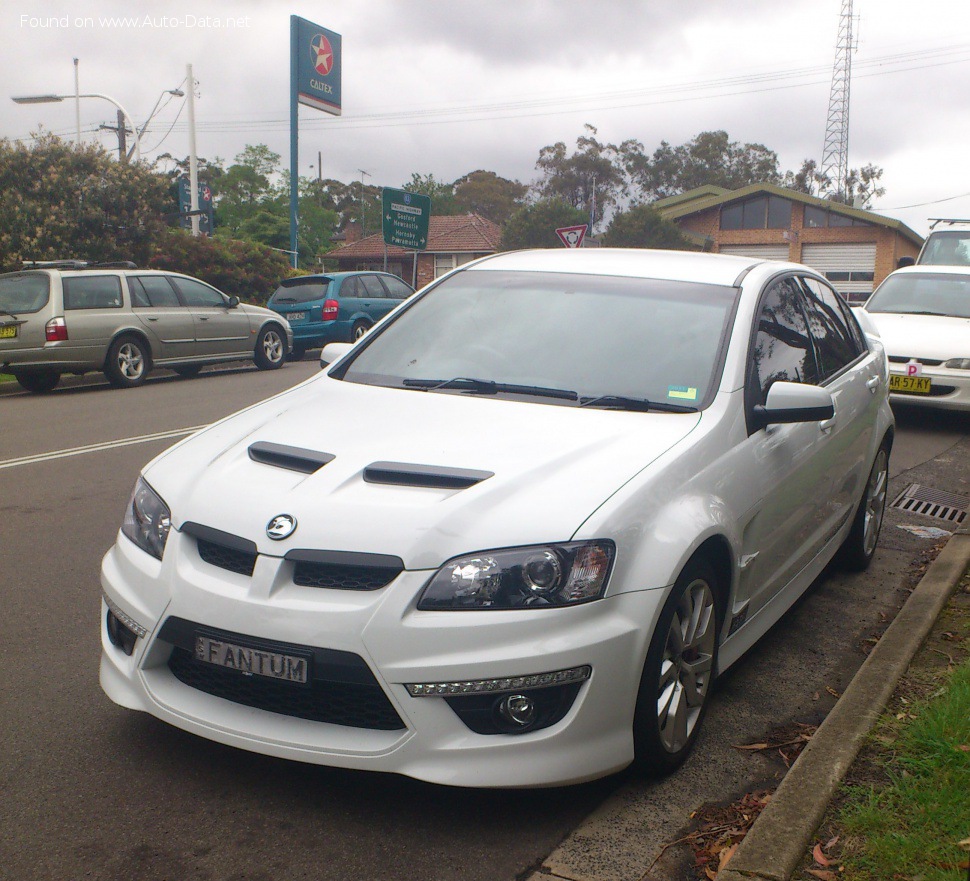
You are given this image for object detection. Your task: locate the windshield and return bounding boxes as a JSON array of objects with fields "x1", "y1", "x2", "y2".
[
  {"x1": 0, "y1": 273, "x2": 50, "y2": 314},
  {"x1": 865, "y1": 272, "x2": 970, "y2": 319},
  {"x1": 271, "y1": 280, "x2": 329, "y2": 305},
  {"x1": 337, "y1": 269, "x2": 738, "y2": 410},
  {"x1": 920, "y1": 231, "x2": 970, "y2": 267}
]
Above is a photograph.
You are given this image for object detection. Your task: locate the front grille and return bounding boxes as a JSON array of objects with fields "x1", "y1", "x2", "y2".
[
  {"x1": 197, "y1": 538, "x2": 257, "y2": 577},
  {"x1": 293, "y1": 560, "x2": 400, "y2": 591},
  {"x1": 888, "y1": 356, "x2": 944, "y2": 366},
  {"x1": 892, "y1": 384, "x2": 957, "y2": 397},
  {"x1": 160, "y1": 618, "x2": 405, "y2": 730}
]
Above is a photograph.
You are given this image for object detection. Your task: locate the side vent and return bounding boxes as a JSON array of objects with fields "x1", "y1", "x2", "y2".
[
  {"x1": 363, "y1": 461, "x2": 494, "y2": 490},
  {"x1": 248, "y1": 442, "x2": 335, "y2": 474}
]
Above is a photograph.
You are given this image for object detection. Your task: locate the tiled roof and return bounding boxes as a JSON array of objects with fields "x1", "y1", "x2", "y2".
[{"x1": 329, "y1": 214, "x2": 502, "y2": 259}]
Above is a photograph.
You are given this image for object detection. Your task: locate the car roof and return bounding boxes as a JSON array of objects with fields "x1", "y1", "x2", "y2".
[
  {"x1": 286, "y1": 271, "x2": 400, "y2": 282},
  {"x1": 466, "y1": 248, "x2": 770, "y2": 287},
  {"x1": 884, "y1": 265, "x2": 970, "y2": 279}
]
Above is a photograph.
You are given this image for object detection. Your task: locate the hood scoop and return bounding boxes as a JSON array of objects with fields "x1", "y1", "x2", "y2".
[
  {"x1": 248, "y1": 442, "x2": 335, "y2": 474},
  {"x1": 363, "y1": 461, "x2": 494, "y2": 490}
]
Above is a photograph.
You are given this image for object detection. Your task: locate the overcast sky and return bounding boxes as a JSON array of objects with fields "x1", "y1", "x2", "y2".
[{"x1": 3, "y1": 0, "x2": 969, "y2": 236}]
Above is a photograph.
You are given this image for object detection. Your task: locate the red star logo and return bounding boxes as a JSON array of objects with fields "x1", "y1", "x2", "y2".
[{"x1": 311, "y1": 34, "x2": 333, "y2": 76}]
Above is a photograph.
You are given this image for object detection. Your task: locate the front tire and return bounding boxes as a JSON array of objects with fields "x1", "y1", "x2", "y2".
[
  {"x1": 837, "y1": 443, "x2": 890, "y2": 572},
  {"x1": 254, "y1": 325, "x2": 285, "y2": 370},
  {"x1": 104, "y1": 335, "x2": 150, "y2": 388},
  {"x1": 351, "y1": 321, "x2": 369, "y2": 342},
  {"x1": 15, "y1": 370, "x2": 61, "y2": 393},
  {"x1": 633, "y1": 557, "x2": 721, "y2": 777}
]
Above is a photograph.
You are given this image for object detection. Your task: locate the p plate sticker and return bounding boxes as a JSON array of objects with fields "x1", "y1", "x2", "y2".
[{"x1": 668, "y1": 386, "x2": 698, "y2": 401}]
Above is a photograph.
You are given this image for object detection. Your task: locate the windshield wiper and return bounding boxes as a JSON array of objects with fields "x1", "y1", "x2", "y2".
[
  {"x1": 0, "y1": 308, "x2": 20, "y2": 320},
  {"x1": 403, "y1": 377, "x2": 578, "y2": 401},
  {"x1": 579, "y1": 394, "x2": 698, "y2": 413}
]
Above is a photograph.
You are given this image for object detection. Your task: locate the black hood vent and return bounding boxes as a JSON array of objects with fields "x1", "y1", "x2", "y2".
[
  {"x1": 248, "y1": 442, "x2": 335, "y2": 474},
  {"x1": 363, "y1": 461, "x2": 493, "y2": 489}
]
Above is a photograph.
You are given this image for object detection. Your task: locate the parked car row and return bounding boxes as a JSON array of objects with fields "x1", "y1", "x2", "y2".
[{"x1": 0, "y1": 264, "x2": 415, "y2": 392}]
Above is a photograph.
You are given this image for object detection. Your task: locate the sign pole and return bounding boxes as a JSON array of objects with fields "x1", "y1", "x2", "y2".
[{"x1": 289, "y1": 17, "x2": 299, "y2": 269}]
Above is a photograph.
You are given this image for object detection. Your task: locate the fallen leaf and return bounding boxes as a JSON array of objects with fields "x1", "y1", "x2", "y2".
[
  {"x1": 812, "y1": 691, "x2": 820, "y2": 701},
  {"x1": 806, "y1": 870, "x2": 837, "y2": 881},
  {"x1": 826, "y1": 686, "x2": 841, "y2": 698},
  {"x1": 734, "y1": 742, "x2": 770, "y2": 750},
  {"x1": 718, "y1": 843, "x2": 737, "y2": 869},
  {"x1": 704, "y1": 866, "x2": 717, "y2": 880},
  {"x1": 956, "y1": 745, "x2": 970, "y2": 752},
  {"x1": 825, "y1": 835, "x2": 840, "y2": 851},
  {"x1": 813, "y1": 843, "x2": 831, "y2": 866},
  {"x1": 958, "y1": 836, "x2": 970, "y2": 850}
]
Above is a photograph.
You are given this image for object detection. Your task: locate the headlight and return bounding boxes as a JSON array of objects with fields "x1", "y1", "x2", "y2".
[
  {"x1": 418, "y1": 541, "x2": 615, "y2": 610},
  {"x1": 943, "y1": 358, "x2": 970, "y2": 370},
  {"x1": 121, "y1": 477, "x2": 172, "y2": 560}
]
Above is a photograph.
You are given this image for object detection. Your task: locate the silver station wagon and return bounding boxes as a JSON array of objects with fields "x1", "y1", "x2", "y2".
[{"x1": 0, "y1": 261, "x2": 292, "y2": 393}]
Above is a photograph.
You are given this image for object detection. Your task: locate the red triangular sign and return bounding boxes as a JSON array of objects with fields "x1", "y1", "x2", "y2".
[{"x1": 555, "y1": 225, "x2": 587, "y2": 248}]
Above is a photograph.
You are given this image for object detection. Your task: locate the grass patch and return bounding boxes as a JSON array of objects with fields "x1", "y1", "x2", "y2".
[
  {"x1": 0, "y1": 373, "x2": 14, "y2": 384},
  {"x1": 836, "y1": 590, "x2": 970, "y2": 880}
]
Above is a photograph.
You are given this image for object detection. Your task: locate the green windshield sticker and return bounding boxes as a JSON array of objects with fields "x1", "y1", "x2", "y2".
[{"x1": 668, "y1": 386, "x2": 698, "y2": 400}]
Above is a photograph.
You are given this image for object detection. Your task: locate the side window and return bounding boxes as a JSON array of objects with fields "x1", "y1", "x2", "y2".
[
  {"x1": 171, "y1": 277, "x2": 226, "y2": 308},
  {"x1": 360, "y1": 275, "x2": 386, "y2": 298},
  {"x1": 62, "y1": 276, "x2": 123, "y2": 310},
  {"x1": 750, "y1": 277, "x2": 818, "y2": 403},
  {"x1": 341, "y1": 277, "x2": 361, "y2": 298},
  {"x1": 799, "y1": 277, "x2": 863, "y2": 380},
  {"x1": 380, "y1": 276, "x2": 413, "y2": 299},
  {"x1": 132, "y1": 276, "x2": 181, "y2": 308},
  {"x1": 128, "y1": 278, "x2": 151, "y2": 308}
]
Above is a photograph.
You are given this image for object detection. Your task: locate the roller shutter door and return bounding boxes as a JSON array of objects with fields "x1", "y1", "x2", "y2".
[
  {"x1": 800, "y1": 243, "x2": 877, "y2": 303},
  {"x1": 718, "y1": 244, "x2": 790, "y2": 261}
]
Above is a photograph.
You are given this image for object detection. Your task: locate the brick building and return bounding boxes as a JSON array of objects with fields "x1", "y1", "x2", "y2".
[
  {"x1": 655, "y1": 183, "x2": 923, "y2": 302},
  {"x1": 327, "y1": 214, "x2": 502, "y2": 289}
]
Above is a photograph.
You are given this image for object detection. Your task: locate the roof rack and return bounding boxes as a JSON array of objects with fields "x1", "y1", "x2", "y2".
[
  {"x1": 20, "y1": 259, "x2": 138, "y2": 270},
  {"x1": 927, "y1": 218, "x2": 970, "y2": 229}
]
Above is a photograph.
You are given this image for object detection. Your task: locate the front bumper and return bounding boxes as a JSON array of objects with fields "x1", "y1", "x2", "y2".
[{"x1": 100, "y1": 529, "x2": 664, "y2": 787}]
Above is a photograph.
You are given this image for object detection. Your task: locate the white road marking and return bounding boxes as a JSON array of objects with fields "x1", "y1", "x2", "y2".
[{"x1": 0, "y1": 425, "x2": 209, "y2": 470}]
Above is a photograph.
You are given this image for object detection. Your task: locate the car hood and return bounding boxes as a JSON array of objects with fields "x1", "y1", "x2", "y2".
[
  {"x1": 145, "y1": 376, "x2": 702, "y2": 569},
  {"x1": 864, "y1": 311, "x2": 970, "y2": 360}
]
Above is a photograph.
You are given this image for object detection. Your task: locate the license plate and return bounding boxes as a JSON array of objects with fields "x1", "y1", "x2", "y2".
[
  {"x1": 288, "y1": 311, "x2": 306, "y2": 321},
  {"x1": 195, "y1": 636, "x2": 309, "y2": 683},
  {"x1": 889, "y1": 374, "x2": 932, "y2": 394},
  {"x1": 0, "y1": 325, "x2": 17, "y2": 339}
]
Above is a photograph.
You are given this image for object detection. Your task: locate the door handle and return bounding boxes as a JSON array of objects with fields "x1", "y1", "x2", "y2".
[
  {"x1": 199, "y1": 316, "x2": 210, "y2": 321},
  {"x1": 146, "y1": 316, "x2": 158, "y2": 321},
  {"x1": 866, "y1": 375, "x2": 880, "y2": 394},
  {"x1": 819, "y1": 408, "x2": 837, "y2": 434}
]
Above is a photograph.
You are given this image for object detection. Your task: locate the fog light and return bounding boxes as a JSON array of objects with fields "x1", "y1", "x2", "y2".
[
  {"x1": 497, "y1": 693, "x2": 536, "y2": 728},
  {"x1": 106, "y1": 610, "x2": 137, "y2": 656}
]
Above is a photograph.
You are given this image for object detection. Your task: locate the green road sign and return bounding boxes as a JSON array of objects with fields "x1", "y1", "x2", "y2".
[{"x1": 382, "y1": 188, "x2": 431, "y2": 250}]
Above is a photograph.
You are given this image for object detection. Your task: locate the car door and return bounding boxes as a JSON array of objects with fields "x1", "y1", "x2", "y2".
[
  {"x1": 358, "y1": 274, "x2": 391, "y2": 323},
  {"x1": 129, "y1": 275, "x2": 196, "y2": 360},
  {"x1": 735, "y1": 275, "x2": 833, "y2": 618},
  {"x1": 378, "y1": 275, "x2": 414, "y2": 311},
  {"x1": 60, "y1": 275, "x2": 125, "y2": 361},
  {"x1": 796, "y1": 275, "x2": 879, "y2": 539},
  {"x1": 170, "y1": 276, "x2": 252, "y2": 356}
]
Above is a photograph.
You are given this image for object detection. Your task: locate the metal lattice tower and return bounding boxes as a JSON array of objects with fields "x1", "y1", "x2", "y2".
[{"x1": 819, "y1": 0, "x2": 854, "y2": 199}]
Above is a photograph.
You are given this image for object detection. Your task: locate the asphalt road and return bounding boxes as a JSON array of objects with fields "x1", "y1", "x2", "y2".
[{"x1": 0, "y1": 364, "x2": 967, "y2": 881}]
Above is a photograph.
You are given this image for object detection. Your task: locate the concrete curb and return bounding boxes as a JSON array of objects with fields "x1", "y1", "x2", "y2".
[{"x1": 715, "y1": 528, "x2": 970, "y2": 881}]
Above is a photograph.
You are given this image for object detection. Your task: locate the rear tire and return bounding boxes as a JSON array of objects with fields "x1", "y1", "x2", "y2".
[
  {"x1": 837, "y1": 443, "x2": 890, "y2": 572},
  {"x1": 632, "y1": 557, "x2": 721, "y2": 777},
  {"x1": 351, "y1": 321, "x2": 369, "y2": 342},
  {"x1": 254, "y1": 325, "x2": 285, "y2": 370},
  {"x1": 15, "y1": 370, "x2": 61, "y2": 393},
  {"x1": 104, "y1": 335, "x2": 150, "y2": 388}
]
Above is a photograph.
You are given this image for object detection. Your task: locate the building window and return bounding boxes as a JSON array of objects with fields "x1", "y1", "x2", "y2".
[
  {"x1": 434, "y1": 254, "x2": 480, "y2": 278},
  {"x1": 720, "y1": 195, "x2": 791, "y2": 230},
  {"x1": 804, "y1": 205, "x2": 872, "y2": 228}
]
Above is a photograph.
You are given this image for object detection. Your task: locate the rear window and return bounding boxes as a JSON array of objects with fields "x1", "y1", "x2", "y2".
[
  {"x1": 0, "y1": 273, "x2": 50, "y2": 314},
  {"x1": 271, "y1": 280, "x2": 330, "y2": 305},
  {"x1": 63, "y1": 276, "x2": 123, "y2": 310},
  {"x1": 919, "y1": 231, "x2": 970, "y2": 266}
]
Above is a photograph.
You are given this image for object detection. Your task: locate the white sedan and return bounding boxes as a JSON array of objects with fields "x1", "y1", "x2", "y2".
[
  {"x1": 100, "y1": 249, "x2": 894, "y2": 788},
  {"x1": 859, "y1": 265, "x2": 970, "y2": 411}
]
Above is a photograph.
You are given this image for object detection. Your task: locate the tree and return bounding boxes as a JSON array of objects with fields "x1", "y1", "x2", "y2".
[
  {"x1": 837, "y1": 164, "x2": 886, "y2": 208},
  {"x1": 401, "y1": 173, "x2": 460, "y2": 215},
  {"x1": 501, "y1": 198, "x2": 589, "y2": 250},
  {"x1": 782, "y1": 158, "x2": 827, "y2": 196},
  {"x1": 623, "y1": 130, "x2": 782, "y2": 201},
  {"x1": 602, "y1": 205, "x2": 695, "y2": 250},
  {"x1": 216, "y1": 144, "x2": 283, "y2": 234},
  {"x1": 0, "y1": 133, "x2": 169, "y2": 271},
  {"x1": 534, "y1": 124, "x2": 625, "y2": 230},
  {"x1": 453, "y1": 170, "x2": 527, "y2": 224}
]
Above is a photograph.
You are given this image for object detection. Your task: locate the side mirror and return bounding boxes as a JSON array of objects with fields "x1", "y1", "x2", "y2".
[
  {"x1": 227, "y1": 295, "x2": 240, "y2": 308},
  {"x1": 897, "y1": 256, "x2": 915, "y2": 269},
  {"x1": 320, "y1": 342, "x2": 353, "y2": 368},
  {"x1": 751, "y1": 381, "x2": 835, "y2": 431}
]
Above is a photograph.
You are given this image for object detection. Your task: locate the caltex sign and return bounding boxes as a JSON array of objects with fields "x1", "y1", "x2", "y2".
[{"x1": 293, "y1": 16, "x2": 341, "y2": 115}]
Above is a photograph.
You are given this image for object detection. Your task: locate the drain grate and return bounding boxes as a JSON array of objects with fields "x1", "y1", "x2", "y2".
[{"x1": 890, "y1": 483, "x2": 968, "y2": 525}]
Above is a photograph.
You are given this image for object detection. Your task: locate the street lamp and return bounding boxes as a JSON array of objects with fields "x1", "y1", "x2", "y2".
[
  {"x1": 127, "y1": 87, "x2": 184, "y2": 161},
  {"x1": 12, "y1": 92, "x2": 142, "y2": 162}
]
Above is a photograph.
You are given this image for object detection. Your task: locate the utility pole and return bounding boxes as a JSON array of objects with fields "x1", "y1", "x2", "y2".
[
  {"x1": 73, "y1": 58, "x2": 80, "y2": 145},
  {"x1": 98, "y1": 110, "x2": 130, "y2": 163},
  {"x1": 186, "y1": 63, "x2": 200, "y2": 236}
]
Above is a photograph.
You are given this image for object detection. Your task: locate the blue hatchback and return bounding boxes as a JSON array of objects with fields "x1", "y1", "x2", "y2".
[{"x1": 267, "y1": 271, "x2": 415, "y2": 359}]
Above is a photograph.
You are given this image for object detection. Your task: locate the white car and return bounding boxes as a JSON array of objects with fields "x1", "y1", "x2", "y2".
[
  {"x1": 100, "y1": 249, "x2": 894, "y2": 788},
  {"x1": 860, "y1": 265, "x2": 970, "y2": 411}
]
